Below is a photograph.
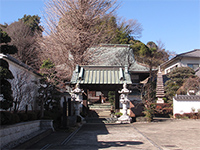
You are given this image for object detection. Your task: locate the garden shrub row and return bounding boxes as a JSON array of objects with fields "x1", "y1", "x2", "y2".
[
  {"x1": 154, "y1": 103, "x2": 173, "y2": 117},
  {"x1": 0, "y1": 111, "x2": 39, "y2": 125},
  {"x1": 175, "y1": 113, "x2": 200, "y2": 119},
  {"x1": 1, "y1": 109, "x2": 64, "y2": 129}
]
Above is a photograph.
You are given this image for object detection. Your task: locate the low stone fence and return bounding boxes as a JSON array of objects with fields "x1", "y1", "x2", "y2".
[{"x1": 0, "y1": 120, "x2": 54, "y2": 149}]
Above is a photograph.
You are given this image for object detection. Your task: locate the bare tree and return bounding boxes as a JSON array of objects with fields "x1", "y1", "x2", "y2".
[
  {"x1": 39, "y1": 0, "x2": 119, "y2": 79},
  {"x1": 156, "y1": 40, "x2": 176, "y2": 61},
  {"x1": 5, "y1": 21, "x2": 42, "y2": 70},
  {"x1": 10, "y1": 71, "x2": 37, "y2": 113}
]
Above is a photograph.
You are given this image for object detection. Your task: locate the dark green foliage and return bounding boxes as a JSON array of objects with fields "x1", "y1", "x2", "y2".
[
  {"x1": 165, "y1": 67, "x2": 195, "y2": 101},
  {"x1": 0, "y1": 111, "x2": 39, "y2": 125},
  {"x1": 154, "y1": 103, "x2": 173, "y2": 118},
  {"x1": 18, "y1": 113, "x2": 28, "y2": 122},
  {"x1": 19, "y1": 14, "x2": 43, "y2": 33},
  {"x1": 106, "y1": 16, "x2": 135, "y2": 44},
  {"x1": 0, "y1": 60, "x2": 15, "y2": 110},
  {"x1": 0, "y1": 28, "x2": 11, "y2": 43},
  {"x1": 108, "y1": 91, "x2": 115, "y2": 107},
  {"x1": 0, "y1": 111, "x2": 20, "y2": 125},
  {"x1": 41, "y1": 59, "x2": 55, "y2": 69},
  {"x1": 0, "y1": 44, "x2": 18, "y2": 54},
  {"x1": 38, "y1": 59, "x2": 61, "y2": 118},
  {"x1": 27, "y1": 112, "x2": 37, "y2": 121},
  {"x1": 131, "y1": 41, "x2": 170, "y2": 122},
  {"x1": 0, "y1": 28, "x2": 18, "y2": 54},
  {"x1": 131, "y1": 41, "x2": 169, "y2": 70}
]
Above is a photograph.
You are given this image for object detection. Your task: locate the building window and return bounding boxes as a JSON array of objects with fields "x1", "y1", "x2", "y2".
[{"x1": 187, "y1": 64, "x2": 199, "y2": 70}]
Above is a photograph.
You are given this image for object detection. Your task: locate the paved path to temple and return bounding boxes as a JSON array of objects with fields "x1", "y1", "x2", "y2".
[{"x1": 26, "y1": 119, "x2": 200, "y2": 150}]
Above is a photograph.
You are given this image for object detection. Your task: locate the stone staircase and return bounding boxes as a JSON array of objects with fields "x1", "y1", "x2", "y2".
[
  {"x1": 88, "y1": 103, "x2": 111, "y2": 118},
  {"x1": 87, "y1": 103, "x2": 118, "y2": 124}
]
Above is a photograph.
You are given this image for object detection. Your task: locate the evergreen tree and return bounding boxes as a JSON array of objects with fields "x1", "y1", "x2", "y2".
[
  {"x1": 19, "y1": 14, "x2": 43, "y2": 34},
  {"x1": 165, "y1": 67, "x2": 195, "y2": 102},
  {"x1": 0, "y1": 29, "x2": 17, "y2": 110},
  {"x1": 37, "y1": 59, "x2": 60, "y2": 117}
]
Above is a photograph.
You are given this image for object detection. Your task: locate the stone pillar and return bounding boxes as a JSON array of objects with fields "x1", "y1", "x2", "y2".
[{"x1": 117, "y1": 83, "x2": 132, "y2": 123}]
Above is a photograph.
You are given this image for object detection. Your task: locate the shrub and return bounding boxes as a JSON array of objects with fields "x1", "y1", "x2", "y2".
[
  {"x1": 154, "y1": 103, "x2": 172, "y2": 117},
  {"x1": 18, "y1": 113, "x2": 28, "y2": 121},
  {"x1": 13, "y1": 113, "x2": 20, "y2": 123},
  {"x1": 175, "y1": 113, "x2": 199, "y2": 119},
  {"x1": 143, "y1": 108, "x2": 154, "y2": 122},
  {"x1": 27, "y1": 112, "x2": 37, "y2": 121},
  {"x1": 0, "y1": 111, "x2": 20, "y2": 125},
  {"x1": 1, "y1": 111, "x2": 12, "y2": 125},
  {"x1": 114, "y1": 112, "x2": 122, "y2": 117},
  {"x1": 175, "y1": 114, "x2": 182, "y2": 119}
]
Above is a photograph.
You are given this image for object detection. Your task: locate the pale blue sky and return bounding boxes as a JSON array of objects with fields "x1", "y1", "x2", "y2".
[{"x1": 0, "y1": 0, "x2": 200, "y2": 54}]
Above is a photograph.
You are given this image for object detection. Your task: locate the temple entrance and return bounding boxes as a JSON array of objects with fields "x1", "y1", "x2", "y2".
[{"x1": 70, "y1": 65, "x2": 132, "y2": 118}]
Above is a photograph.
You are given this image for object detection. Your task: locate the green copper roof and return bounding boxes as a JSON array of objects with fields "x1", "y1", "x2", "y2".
[{"x1": 71, "y1": 65, "x2": 132, "y2": 85}]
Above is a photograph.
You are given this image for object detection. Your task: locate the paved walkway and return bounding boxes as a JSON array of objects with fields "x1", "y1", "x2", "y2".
[
  {"x1": 25, "y1": 118, "x2": 200, "y2": 150},
  {"x1": 133, "y1": 119, "x2": 200, "y2": 150}
]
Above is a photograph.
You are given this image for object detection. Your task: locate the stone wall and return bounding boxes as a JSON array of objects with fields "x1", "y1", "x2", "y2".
[{"x1": 0, "y1": 120, "x2": 53, "y2": 149}]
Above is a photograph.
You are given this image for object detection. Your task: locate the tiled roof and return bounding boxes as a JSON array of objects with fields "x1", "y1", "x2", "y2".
[
  {"x1": 177, "y1": 49, "x2": 200, "y2": 58},
  {"x1": 173, "y1": 95, "x2": 200, "y2": 101},
  {"x1": 160, "y1": 49, "x2": 200, "y2": 68},
  {"x1": 71, "y1": 65, "x2": 132, "y2": 85},
  {"x1": 89, "y1": 44, "x2": 149, "y2": 72},
  {"x1": 0, "y1": 53, "x2": 42, "y2": 77}
]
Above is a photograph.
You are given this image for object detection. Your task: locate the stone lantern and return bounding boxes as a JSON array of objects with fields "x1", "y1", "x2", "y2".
[
  {"x1": 71, "y1": 82, "x2": 84, "y2": 119},
  {"x1": 117, "y1": 82, "x2": 132, "y2": 123}
]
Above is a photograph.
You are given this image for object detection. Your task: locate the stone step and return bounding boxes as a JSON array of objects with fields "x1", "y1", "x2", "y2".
[
  {"x1": 85, "y1": 117, "x2": 118, "y2": 124},
  {"x1": 88, "y1": 104, "x2": 111, "y2": 109}
]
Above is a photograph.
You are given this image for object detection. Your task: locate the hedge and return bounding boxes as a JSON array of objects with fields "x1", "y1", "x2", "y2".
[{"x1": 0, "y1": 111, "x2": 39, "y2": 125}]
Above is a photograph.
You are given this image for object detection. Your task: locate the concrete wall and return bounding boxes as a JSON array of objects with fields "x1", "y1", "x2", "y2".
[
  {"x1": 173, "y1": 99, "x2": 200, "y2": 115},
  {"x1": 0, "y1": 120, "x2": 53, "y2": 149}
]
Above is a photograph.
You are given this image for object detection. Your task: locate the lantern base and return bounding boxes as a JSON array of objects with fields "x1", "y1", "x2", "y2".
[{"x1": 116, "y1": 115, "x2": 132, "y2": 124}]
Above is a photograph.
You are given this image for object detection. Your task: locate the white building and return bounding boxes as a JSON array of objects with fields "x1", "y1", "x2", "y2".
[
  {"x1": 0, "y1": 54, "x2": 42, "y2": 111},
  {"x1": 160, "y1": 49, "x2": 200, "y2": 75}
]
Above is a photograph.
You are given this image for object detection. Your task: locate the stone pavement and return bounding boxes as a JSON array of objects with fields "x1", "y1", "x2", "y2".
[
  {"x1": 133, "y1": 119, "x2": 200, "y2": 150},
  {"x1": 22, "y1": 118, "x2": 200, "y2": 150}
]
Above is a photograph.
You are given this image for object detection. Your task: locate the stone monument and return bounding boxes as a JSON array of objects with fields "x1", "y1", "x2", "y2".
[
  {"x1": 71, "y1": 82, "x2": 85, "y2": 122},
  {"x1": 117, "y1": 82, "x2": 132, "y2": 123}
]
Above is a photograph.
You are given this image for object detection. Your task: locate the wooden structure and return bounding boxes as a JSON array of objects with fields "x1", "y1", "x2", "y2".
[
  {"x1": 70, "y1": 44, "x2": 151, "y2": 115},
  {"x1": 71, "y1": 65, "x2": 132, "y2": 109}
]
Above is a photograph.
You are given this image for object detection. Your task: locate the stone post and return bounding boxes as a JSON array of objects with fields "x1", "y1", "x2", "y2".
[{"x1": 117, "y1": 83, "x2": 132, "y2": 123}]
